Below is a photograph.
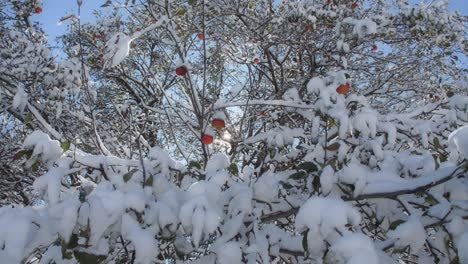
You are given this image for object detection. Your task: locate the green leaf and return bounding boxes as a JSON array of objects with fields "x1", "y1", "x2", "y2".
[
  {"x1": 31, "y1": 160, "x2": 41, "y2": 172},
  {"x1": 74, "y1": 250, "x2": 106, "y2": 264},
  {"x1": 269, "y1": 148, "x2": 276, "y2": 159},
  {"x1": 12, "y1": 149, "x2": 33, "y2": 161},
  {"x1": 144, "y1": 175, "x2": 153, "y2": 187},
  {"x1": 289, "y1": 171, "x2": 307, "y2": 180},
  {"x1": 188, "y1": 161, "x2": 201, "y2": 170},
  {"x1": 280, "y1": 181, "x2": 294, "y2": 190},
  {"x1": 328, "y1": 118, "x2": 335, "y2": 128},
  {"x1": 440, "y1": 154, "x2": 447, "y2": 162},
  {"x1": 123, "y1": 169, "x2": 138, "y2": 182},
  {"x1": 296, "y1": 162, "x2": 318, "y2": 173},
  {"x1": 325, "y1": 142, "x2": 340, "y2": 151},
  {"x1": 24, "y1": 113, "x2": 33, "y2": 124},
  {"x1": 389, "y1": 219, "x2": 405, "y2": 230},
  {"x1": 188, "y1": 0, "x2": 197, "y2": 5},
  {"x1": 227, "y1": 163, "x2": 239, "y2": 176},
  {"x1": 312, "y1": 175, "x2": 320, "y2": 193},
  {"x1": 61, "y1": 140, "x2": 71, "y2": 152},
  {"x1": 424, "y1": 196, "x2": 436, "y2": 205},
  {"x1": 61, "y1": 234, "x2": 78, "y2": 259},
  {"x1": 302, "y1": 230, "x2": 309, "y2": 258},
  {"x1": 175, "y1": 7, "x2": 187, "y2": 17},
  {"x1": 433, "y1": 137, "x2": 440, "y2": 149},
  {"x1": 82, "y1": 143, "x2": 94, "y2": 152}
]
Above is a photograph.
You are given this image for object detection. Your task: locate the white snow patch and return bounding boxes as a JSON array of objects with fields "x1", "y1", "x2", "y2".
[
  {"x1": 330, "y1": 233, "x2": 379, "y2": 264},
  {"x1": 295, "y1": 197, "x2": 361, "y2": 256},
  {"x1": 23, "y1": 131, "x2": 62, "y2": 167},
  {"x1": 388, "y1": 215, "x2": 426, "y2": 253},
  {"x1": 121, "y1": 213, "x2": 158, "y2": 264},
  {"x1": 448, "y1": 125, "x2": 468, "y2": 160},
  {"x1": 215, "y1": 242, "x2": 242, "y2": 264}
]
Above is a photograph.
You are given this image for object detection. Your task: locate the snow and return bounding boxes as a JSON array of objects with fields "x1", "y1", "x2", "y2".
[
  {"x1": 447, "y1": 215, "x2": 465, "y2": 235},
  {"x1": 329, "y1": 233, "x2": 379, "y2": 264},
  {"x1": 103, "y1": 33, "x2": 133, "y2": 68},
  {"x1": 444, "y1": 178, "x2": 468, "y2": 201},
  {"x1": 352, "y1": 19, "x2": 378, "y2": 38},
  {"x1": 320, "y1": 165, "x2": 336, "y2": 195},
  {"x1": 0, "y1": 208, "x2": 35, "y2": 263},
  {"x1": 0, "y1": 206, "x2": 56, "y2": 264},
  {"x1": 352, "y1": 110, "x2": 378, "y2": 138},
  {"x1": 339, "y1": 163, "x2": 369, "y2": 197},
  {"x1": 253, "y1": 170, "x2": 288, "y2": 203},
  {"x1": 362, "y1": 165, "x2": 459, "y2": 197},
  {"x1": 215, "y1": 242, "x2": 242, "y2": 264},
  {"x1": 121, "y1": 213, "x2": 159, "y2": 264},
  {"x1": 205, "y1": 153, "x2": 230, "y2": 173},
  {"x1": 388, "y1": 215, "x2": 426, "y2": 253},
  {"x1": 227, "y1": 183, "x2": 253, "y2": 216},
  {"x1": 295, "y1": 197, "x2": 361, "y2": 257},
  {"x1": 174, "y1": 233, "x2": 194, "y2": 255},
  {"x1": 307, "y1": 76, "x2": 326, "y2": 95},
  {"x1": 179, "y1": 194, "x2": 221, "y2": 248},
  {"x1": 149, "y1": 146, "x2": 183, "y2": 176},
  {"x1": 87, "y1": 183, "x2": 126, "y2": 245},
  {"x1": 48, "y1": 195, "x2": 80, "y2": 242},
  {"x1": 38, "y1": 245, "x2": 73, "y2": 264},
  {"x1": 124, "y1": 189, "x2": 147, "y2": 213},
  {"x1": 457, "y1": 232, "x2": 468, "y2": 263},
  {"x1": 23, "y1": 131, "x2": 63, "y2": 168},
  {"x1": 448, "y1": 125, "x2": 468, "y2": 160},
  {"x1": 12, "y1": 85, "x2": 27, "y2": 112},
  {"x1": 0, "y1": 3, "x2": 466, "y2": 264}
]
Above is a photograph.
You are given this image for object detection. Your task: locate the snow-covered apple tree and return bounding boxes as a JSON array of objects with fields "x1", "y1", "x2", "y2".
[{"x1": 0, "y1": 0, "x2": 467, "y2": 263}]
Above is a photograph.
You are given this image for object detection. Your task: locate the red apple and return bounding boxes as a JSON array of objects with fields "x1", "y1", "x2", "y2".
[
  {"x1": 175, "y1": 66, "x2": 188, "y2": 76},
  {"x1": 336, "y1": 82, "x2": 350, "y2": 94},
  {"x1": 197, "y1": 33, "x2": 204, "y2": 40},
  {"x1": 34, "y1": 6, "x2": 42, "y2": 14},
  {"x1": 201, "y1": 134, "x2": 214, "y2": 144},
  {"x1": 253, "y1": 58, "x2": 260, "y2": 64},
  {"x1": 371, "y1": 44, "x2": 377, "y2": 51},
  {"x1": 211, "y1": 119, "x2": 225, "y2": 129},
  {"x1": 351, "y1": 3, "x2": 358, "y2": 9},
  {"x1": 434, "y1": 95, "x2": 440, "y2": 101}
]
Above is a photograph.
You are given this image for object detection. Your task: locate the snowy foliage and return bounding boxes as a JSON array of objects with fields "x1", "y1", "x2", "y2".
[{"x1": 0, "y1": 0, "x2": 467, "y2": 263}]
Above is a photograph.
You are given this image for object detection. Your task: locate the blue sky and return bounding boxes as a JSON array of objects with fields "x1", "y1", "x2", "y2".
[
  {"x1": 31, "y1": 0, "x2": 102, "y2": 43},
  {"x1": 32, "y1": 0, "x2": 468, "y2": 44}
]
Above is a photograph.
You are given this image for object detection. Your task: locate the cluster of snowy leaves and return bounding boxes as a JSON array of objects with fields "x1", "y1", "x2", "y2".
[{"x1": 0, "y1": 0, "x2": 468, "y2": 263}]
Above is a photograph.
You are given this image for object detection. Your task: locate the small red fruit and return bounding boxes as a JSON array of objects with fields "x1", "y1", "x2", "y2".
[
  {"x1": 175, "y1": 66, "x2": 188, "y2": 76},
  {"x1": 305, "y1": 24, "x2": 313, "y2": 31},
  {"x1": 211, "y1": 119, "x2": 225, "y2": 129},
  {"x1": 197, "y1": 33, "x2": 204, "y2": 40},
  {"x1": 34, "y1": 6, "x2": 42, "y2": 14},
  {"x1": 336, "y1": 82, "x2": 350, "y2": 95},
  {"x1": 253, "y1": 58, "x2": 260, "y2": 64},
  {"x1": 371, "y1": 44, "x2": 377, "y2": 51},
  {"x1": 136, "y1": 28, "x2": 141, "y2": 32},
  {"x1": 351, "y1": 3, "x2": 358, "y2": 9},
  {"x1": 434, "y1": 95, "x2": 440, "y2": 101},
  {"x1": 201, "y1": 134, "x2": 214, "y2": 145}
]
